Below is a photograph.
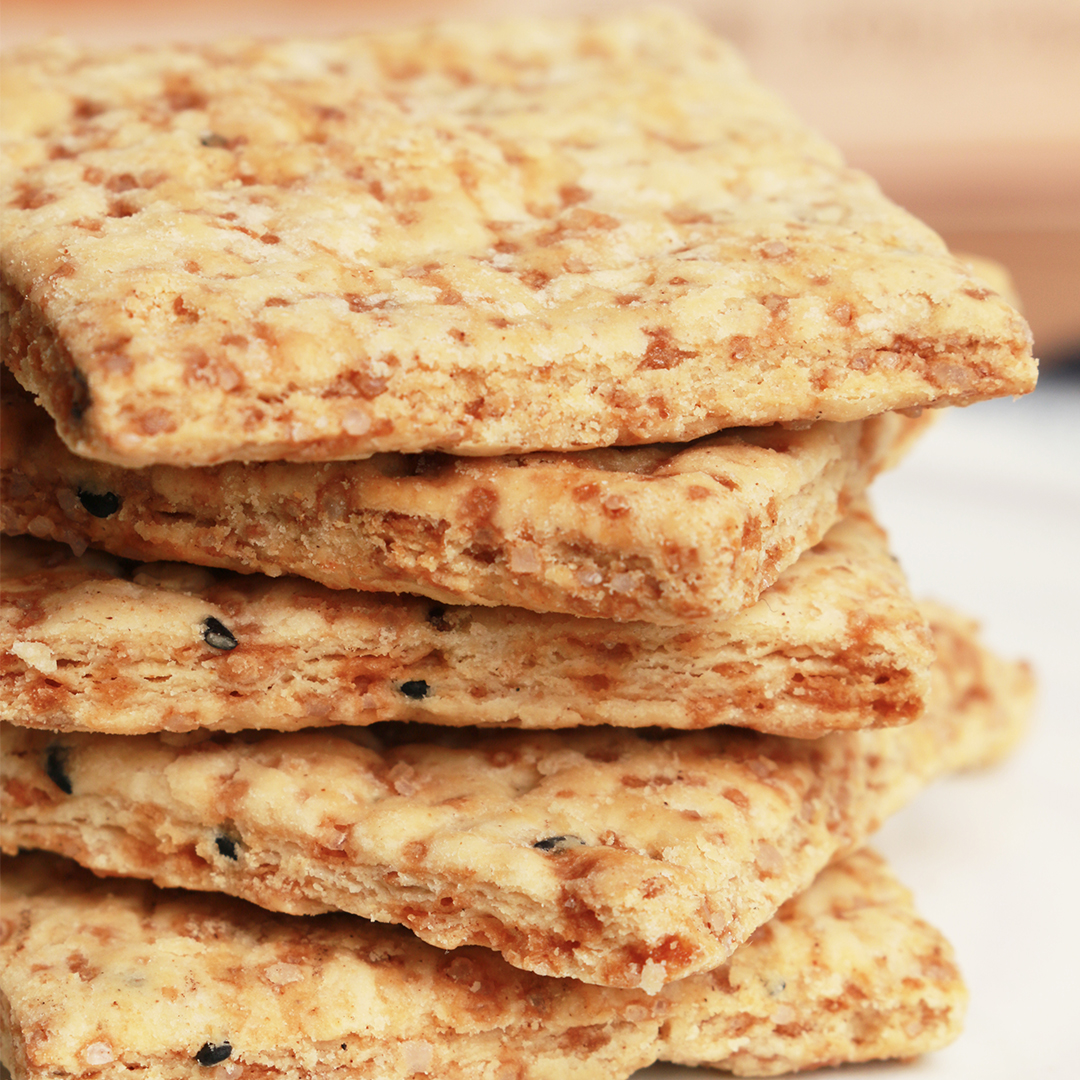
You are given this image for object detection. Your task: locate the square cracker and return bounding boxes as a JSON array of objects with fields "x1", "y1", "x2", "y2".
[
  {"x1": 0, "y1": 377, "x2": 927, "y2": 622},
  {"x1": 0, "y1": 849, "x2": 965, "y2": 1080},
  {"x1": 0, "y1": 12, "x2": 1034, "y2": 468},
  {"x1": 0, "y1": 603, "x2": 1031, "y2": 990},
  {"x1": 0, "y1": 501, "x2": 934, "y2": 737}
]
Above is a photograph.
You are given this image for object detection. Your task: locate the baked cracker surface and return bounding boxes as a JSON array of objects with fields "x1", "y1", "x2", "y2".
[
  {"x1": 1, "y1": 12, "x2": 1034, "y2": 468},
  {"x1": 0, "y1": 848, "x2": 965, "y2": 1080},
  {"x1": 0, "y1": 604, "x2": 1031, "y2": 990},
  {"x1": 0, "y1": 376, "x2": 928, "y2": 622},
  {"x1": 0, "y1": 501, "x2": 934, "y2": 737}
]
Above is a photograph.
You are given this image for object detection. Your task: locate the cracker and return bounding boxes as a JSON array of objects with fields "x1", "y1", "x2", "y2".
[
  {"x1": 0, "y1": 12, "x2": 1034, "y2": 468},
  {"x1": 0, "y1": 502, "x2": 934, "y2": 737},
  {"x1": 0, "y1": 849, "x2": 965, "y2": 1080},
  {"x1": 0, "y1": 377, "x2": 927, "y2": 622},
  {"x1": 0, "y1": 605, "x2": 1031, "y2": 990}
]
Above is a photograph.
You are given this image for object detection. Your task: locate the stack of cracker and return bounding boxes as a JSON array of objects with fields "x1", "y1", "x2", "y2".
[{"x1": 0, "y1": 12, "x2": 1036, "y2": 1080}]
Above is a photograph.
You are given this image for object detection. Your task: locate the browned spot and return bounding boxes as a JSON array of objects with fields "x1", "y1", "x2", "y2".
[
  {"x1": 650, "y1": 934, "x2": 696, "y2": 969},
  {"x1": 221, "y1": 334, "x2": 247, "y2": 347},
  {"x1": 105, "y1": 173, "x2": 139, "y2": 193},
  {"x1": 107, "y1": 199, "x2": 139, "y2": 219},
  {"x1": 559, "y1": 183, "x2": 591, "y2": 206},
  {"x1": 259, "y1": 233, "x2": 281, "y2": 245},
  {"x1": 762, "y1": 294, "x2": 789, "y2": 317},
  {"x1": 519, "y1": 268, "x2": 550, "y2": 290},
  {"x1": 448, "y1": 328, "x2": 467, "y2": 343},
  {"x1": 8, "y1": 184, "x2": 56, "y2": 211},
  {"x1": 403, "y1": 841, "x2": 428, "y2": 862},
  {"x1": 328, "y1": 368, "x2": 388, "y2": 400},
  {"x1": 184, "y1": 259, "x2": 201, "y2": 273},
  {"x1": 135, "y1": 408, "x2": 177, "y2": 436},
  {"x1": 73, "y1": 98, "x2": 105, "y2": 120},
  {"x1": 465, "y1": 397, "x2": 485, "y2": 418},
  {"x1": 73, "y1": 218, "x2": 104, "y2": 233},
  {"x1": 831, "y1": 302, "x2": 854, "y2": 325},
  {"x1": 558, "y1": 1026, "x2": 611, "y2": 1054},
  {"x1": 572, "y1": 482, "x2": 599, "y2": 502},
  {"x1": 641, "y1": 878, "x2": 668, "y2": 899},
  {"x1": 580, "y1": 673, "x2": 610, "y2": 693},
  {"x1": 728, "y1": 334, "x2": 752, "y2": 361},
  {"x1": 460, "y1": 485, "x2": 498, "y2": 527},
  {"x1": 639, "y1": 328, "x2": 697, "y2": 371},
  {"x1": 662, "y1": 541, "x2": 697, "y2": 573},
  {"x1": 963, "y1": 286, "x2": 992, "y2": 300},
  {"x1": 264, "y1": 297, "x2": 290, "y2": 307},
  {"x1": 66, "y1": 951, "x2": 101, "y2": 982},
  {"x1": 614, "y1": 294, "x2": 640, "y2": 306},
  {"x1": 646, "y1": 394, "x2": 671, "y2": 419},
  {"x1": 686, "y1": 485, "x2": 711, "y2": 500},
  {"x1": 601, "y1": 495, "x2": 630, "y2": 519},
  {"x1": 489, "y1": 317, "x2": 510, "y2": 329},
  {"x1": 50, "y1": 262, "x2": 77, "y2": 280},
  {"x1": 668, "y1": 276, "x2": 688, "y2": 285},
  {"x1": 92, "y1": 336, "x2": 133, "y2": 376},
  {"x1": 184, "y1": 351, "x2": 242, "y2": 392},
  {"x1": 313, "y1": 105, "x2": 346, "y2": 122},
  {"x1": 253, "y1": 322, "x2": 277, "y2": 346},
  {"x1": 163, "y1": 76, "x2": 208, "y2": 112},
  {"x1": 723, "y1": 787, "x2": 749, "y2": 811},
  {"x1": 667, "y1": 207, "x2": 711, "y2": 225},
  {"x1": 172, "y1": 295, "x2": 199, "y2": 322},
  {"x1": 437, "y1": 287, "x2": 463, "y2": 305}
]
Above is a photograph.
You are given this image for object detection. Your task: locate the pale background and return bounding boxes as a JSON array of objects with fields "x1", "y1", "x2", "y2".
[{"x1": 2, "y1": 4, "x2": 1077, "y2": 1079}]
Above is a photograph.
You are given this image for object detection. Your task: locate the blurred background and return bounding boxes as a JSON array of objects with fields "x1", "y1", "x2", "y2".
[{"x1": 3, "y1": 0, "x2": 1078, "y2": 369}]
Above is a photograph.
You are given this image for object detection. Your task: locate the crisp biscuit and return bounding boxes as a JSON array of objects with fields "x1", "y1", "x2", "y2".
[
  {"x1": 0, "y1": 13, "x2": 1034, "y2": 468},
  {"x1": 0, "y1": 378, "x2": 927, "y2": 622},
  {"x1": 0, "y1": 849, "x2": 965, "y2": 1080},
  {"x1": 0, "y1": 605, "x2": 1031, "y2": 990},
  {"x1": 0, "y1": 503, "x2": 934, "y2": 737}
]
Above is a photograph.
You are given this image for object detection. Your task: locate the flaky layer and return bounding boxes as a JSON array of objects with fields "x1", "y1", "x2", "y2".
[
  {"x1": 0, "y1": 604, "x2": 1031, "y2": 990},
  {"x1": 0, "y1": 12, "x2": 1033, "y2": 467},
  {"x1": 0, "y1": 378, "x2": 926, "y2": 622},
  {"x1": 0, "y1": 503, "x2": 933, "y2": 736},
  {"x1": 0, "y1": 849, "x2": 964, "y2": 1080}
]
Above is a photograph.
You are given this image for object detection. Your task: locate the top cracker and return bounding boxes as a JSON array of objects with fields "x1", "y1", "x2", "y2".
[{"x1": 1, "y1": 12, "x2": 1035, "y2": 468}]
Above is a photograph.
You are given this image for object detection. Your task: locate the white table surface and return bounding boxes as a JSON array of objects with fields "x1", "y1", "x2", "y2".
[{"x1": 636, "y1": 375, "x2": 1080, "y2": 1080}]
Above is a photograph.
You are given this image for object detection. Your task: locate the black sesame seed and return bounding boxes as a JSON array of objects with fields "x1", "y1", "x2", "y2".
[
  {"x1": 45, "y1": 744, "x2": 73, "y2": 795},
  {"x1": 399, "y1": 679, "x2": 430, "y2": 700},
  {"x1": 426, "y1": 605, "x2": 452, "y2": 632},
  {"x1": 77, "y1": 488, "x2": 122, "y2": 518},
  {"x1": 532, "y1": 835, "x2": 586, "y2": 853},
  {"x1": 215, "y1": 835, "x2": 238, "y2": 860},
  {"x1": 202, "y1": 617, "x2": 238, "y2": 651},
  {"x1": 200, "y1": 133, "x2": 230, "y2": 148},
  {"x1": 194, "y1": 1042, "x2": 232, "y2": 1066}
]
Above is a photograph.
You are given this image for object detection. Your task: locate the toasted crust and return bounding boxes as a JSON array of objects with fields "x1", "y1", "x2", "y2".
[
  {"x1": 0, "y1": 605, "x2": 1031, "y2": 990},
  {"x1": 0, "y1": 13, "x2": 1034, "y2": 468},
  {"x1": 0, "y1": 377, "x2": 927, "y2": 622},
  {"x1": 0, "y1": 849, "x2": 965, "y2": 1080},
  {"x1": 0, "y1": 503, "x2": 933, "y2": 737}
]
